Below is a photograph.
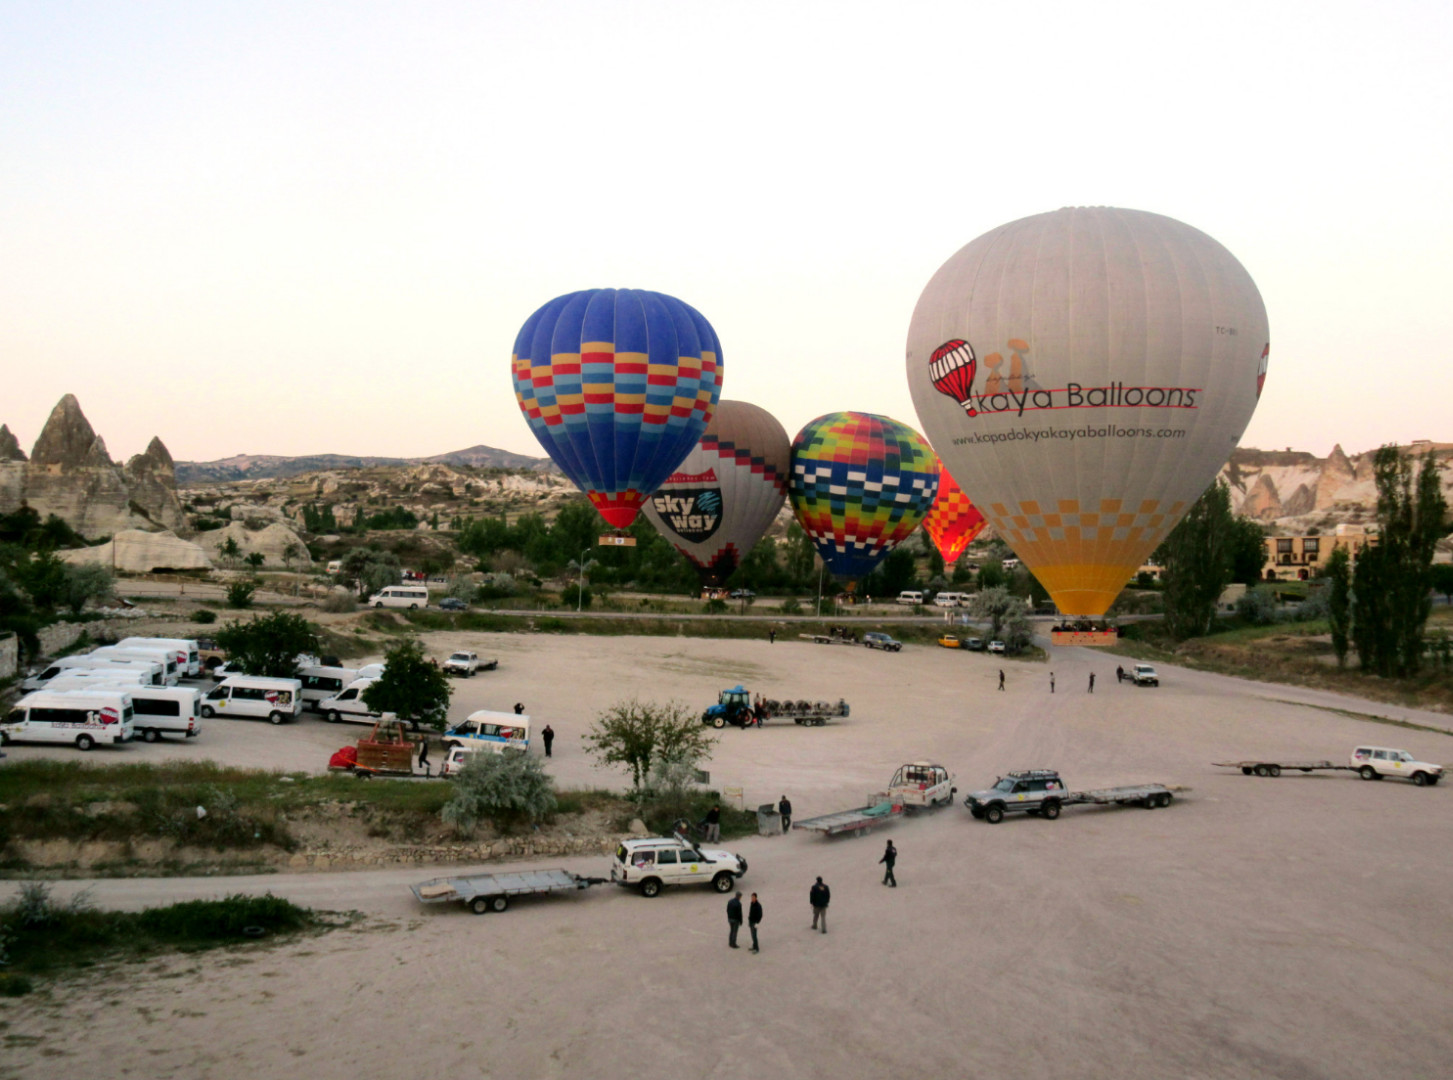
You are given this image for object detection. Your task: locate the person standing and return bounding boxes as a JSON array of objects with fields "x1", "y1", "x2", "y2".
[
  {"x1": 704, "y1": 805, "x2": 721, "y2": 844},
  {"x1": 513, "y1": 702, "x2": 524, "y2": 715},
  {"x1": 809, "y1": 876, "x2": 830, "y2": 933},
  {"x1": 1050, "y1": 672, "x2": 1055, "y2": 693},
  {"x1": 998, "y1": 669, "x2": 1005, "y2": 691},
  {"x1": 880, "y1": 839, "x2": 897, "y2": 887},
  {"x1": 768, "y1": 628, "x2": 776, "y2": 645},
  {"x1": 1088, "y1": 672, "x2": 1095, "y2": 694},
  {"x1": 1116, "y1": 665, "x2": 1125, "y2": 684},
  {"x1": 416, "y1": 734, "x2": 430, "y2": 775},
  {"x1": 541, "y1": 723, "x2": 555, "y2": 757},
  {"x1": 777, "y1": 795, "x2": 792, "y2": 833},
  {"x1": 727, "y1": 892, "x2": 743, "y2": 949},
  {"x1": 748, "y1": 893, "x2": 763, "y2": 953}
]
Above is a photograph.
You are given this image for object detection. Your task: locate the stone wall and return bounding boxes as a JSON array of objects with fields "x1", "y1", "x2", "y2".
[
  {"x1": 37, "y1": 622, "x2": 90, "y2": 657},
  {"x1": 0, "y1": 633, "x2": 16, "y2": 680}
]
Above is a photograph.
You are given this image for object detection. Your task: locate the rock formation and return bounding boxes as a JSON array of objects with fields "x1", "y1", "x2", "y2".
[
  {"x1": 59, "y1": 530, "x2": 212, "y2": 573},
  {"x1": 196, "y1": 521, "x2": 313, "y2": 569},
  {"x1": 0, "y1": 396, "x2": 188, "y2": 538}
]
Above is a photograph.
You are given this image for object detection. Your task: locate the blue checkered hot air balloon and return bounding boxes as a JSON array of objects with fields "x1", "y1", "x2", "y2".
[{"x1": 512, "y1": 289, "x2": 724, "y2": 529}]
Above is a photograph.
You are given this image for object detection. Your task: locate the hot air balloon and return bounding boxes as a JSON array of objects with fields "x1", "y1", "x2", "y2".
[
  {"x1": 512, "y1": 288, "x2": 723, "y2": 529},
  {"x1": 922, "y1": 464, "x2": 987, "y2": 565},
  {"x1": 642, "y1": 400, "x2": 791, "y2": 587},
  {"x1": 788, "y1": 412, "x2": 939, "y2": 583},
  {"x1": 906, "y1": 206, "x2": 1269, "y2": 617}
]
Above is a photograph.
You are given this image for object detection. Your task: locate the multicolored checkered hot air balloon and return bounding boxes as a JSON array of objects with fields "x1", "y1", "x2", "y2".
[
  {"x1": 512, "y1": 289, "x2": 724, "y2": 529},
  {"x1": 642, "y1": 400, "x2": 791, "y2": 587},
  {"x1": 922, "y1": 463, "x2": 987, "y2": 565},
  {"x1": 788, "y1": 412, "x2": 939, "y2": 582}
]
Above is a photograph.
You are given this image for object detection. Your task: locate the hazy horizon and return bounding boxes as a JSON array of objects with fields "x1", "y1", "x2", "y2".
[{"x1": 4, "y1": 2, "x2": 1449, "y2": 465}]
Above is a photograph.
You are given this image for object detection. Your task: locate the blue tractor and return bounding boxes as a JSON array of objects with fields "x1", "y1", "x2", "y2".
[{"x1": 702, "y1": 686, "x2": 758, "y2": 729}]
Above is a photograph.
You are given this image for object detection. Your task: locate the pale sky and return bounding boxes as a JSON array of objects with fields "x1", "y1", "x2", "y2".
[{"x1": 2, "y1": 1, "x2": 1449, "y2": 465}]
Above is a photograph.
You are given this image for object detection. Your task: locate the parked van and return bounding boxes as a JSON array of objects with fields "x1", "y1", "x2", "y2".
[
  {"x1": 368, "y1": 585, "x2": 429, "y2": 610},
  {"x1": 2, "y1": 690, "x2": 136, "y2": 750},
  {"x1": 42, "y1": 669, "x2": 153, "y2": 692},
  {"x1": 317, "y1": 678, "x2": 387, "y2": 724},
  {"x1": 439, "y1": 742, "x2": 486, "y2": 777},
  {"x1": 326, "y1": 560, "x2": 343, "y2": 574},
  {"x1": 1002, "y1": 558, "x2": 1021, "y2": 570},
  {"x1": 117, "y1": 637, "x2": 201, "y2": 678},
  {"x1": 896, "y1": 591, "x2": 925, "y2": 606},
  {"x1": 933, "y1": 592, "x2": 967, "y2": 608},
  {"x1": 201, "y1": 677, "x2": 303, "y2": 724},
  {"x1": 128, "y1": 686, "x2": 203, "y2": 742},
  {"x1": 21, "y1": 655, "x2": 163, "y2": 692},
  {"x1": 299, "y1": 666, "x2": 360, "y2": 711},
  {"x1": 356, "y1": 663, "x2": 386, "y2": 681},
  {"x1": 443, "y1": 710, "x2": 530, "y2": 753},
  {"x1": 90, "y1": 646, "x2": 180, "y2": 685}
]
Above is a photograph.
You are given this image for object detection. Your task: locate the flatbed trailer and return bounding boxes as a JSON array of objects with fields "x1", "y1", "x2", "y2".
[
  {"x1": 411, "y1": 869, "x2": 607, "y2": 914},
  {"x1": 1213, "y1": 759, "x2": 1357, "y2": 778},
  {"x1": 793, "y1": 796, "x2": 904, "y2": 838},
  {"x1": 759, "y1": 698, "x2": 850, "y2": 726},
  {"x1": 965, "y1": 770, "x2": 1176, "y2": 824},
  {"x1": 1061, "y1": 784, "x2": 1174, "y2": 808}
]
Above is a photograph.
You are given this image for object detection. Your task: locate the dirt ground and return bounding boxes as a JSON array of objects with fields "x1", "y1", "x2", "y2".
[{"x1": 3, "y1": 632, "x2": 1452, "y2": 1080}]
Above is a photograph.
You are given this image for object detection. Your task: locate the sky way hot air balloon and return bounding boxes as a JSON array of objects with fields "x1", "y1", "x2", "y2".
[
  {"x1": 907, "y1": 206, "x2": 1268, "y2": 617},
  {"x1": 788, "y1": 412, "x2": 939, "y2": 583},
  {"x1": 642, "y1": 400, "x2": 792, "y2": 587},
  {"x1": 512, "y1": 288, "x2": 723, "y2": 529}
]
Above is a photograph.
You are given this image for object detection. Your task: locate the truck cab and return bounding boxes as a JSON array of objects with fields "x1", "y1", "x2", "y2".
[{"x1": 887, "y1": 762, "x2": 957, "y2": 809}]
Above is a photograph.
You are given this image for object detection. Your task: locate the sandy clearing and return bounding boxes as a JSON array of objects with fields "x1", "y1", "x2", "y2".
[{"x1": 3, "y1": 632, "x2": 1452, "y2": 1079}]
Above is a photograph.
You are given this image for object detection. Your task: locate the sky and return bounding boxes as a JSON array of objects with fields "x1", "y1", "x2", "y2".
[{"x1": 2, "y1": 0, "x2": 1450, "y2": 465}]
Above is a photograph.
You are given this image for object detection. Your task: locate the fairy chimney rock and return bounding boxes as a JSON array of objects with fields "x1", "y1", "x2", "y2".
[
  {"x1": 0, "y1": 424, "x2": 25, "y2": 462},
  {"x1": 30, "y1": 394, "x2": 101, "y2": 468}
]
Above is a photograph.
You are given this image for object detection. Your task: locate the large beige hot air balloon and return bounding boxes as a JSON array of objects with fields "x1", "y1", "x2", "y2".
[{"x1": 906, "y1": 207, "x2": 1269, "y2": 617}]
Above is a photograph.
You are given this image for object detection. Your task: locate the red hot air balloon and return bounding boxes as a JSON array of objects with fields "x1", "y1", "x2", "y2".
[
  {"x1": 928, "y1": 339, "x2": 977, "y2": 416},
  {"x1": 922, "y1": 465, "x2": 987, "y2": 565}
]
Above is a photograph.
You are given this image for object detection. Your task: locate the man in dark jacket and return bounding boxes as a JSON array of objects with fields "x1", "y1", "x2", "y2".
[
  {"x1": 704, "y1": 805, "x2": 721, "y2": 843},
  {"x1": 748, "y1": 893, "x2": 763, "y2": 953},
  {"x1": 777, "y1": 795, "x2": 792, "y2": 833},
  {"x1": 727, "y1": 891, "x2": 743, "y2": 948},
  {"x1": 809, "y1": 877, "x2": 830, "y2": 933},
  {"x1": 541, "y1": 724, "x2": 554, "y2": 757},
  {"x1": 880, "y1": 839, "x2": 897, "y2": 887}
]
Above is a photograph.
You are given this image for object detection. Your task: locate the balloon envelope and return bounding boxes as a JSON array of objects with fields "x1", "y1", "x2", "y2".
[
  {"x1": 922, "y1": 464, "x2": 987, "y2": 565},
  {"x1": 907, "y1": 207, "x2": 1268, "y2": 616},
  {"x1": 788, "y1": 412, "x2": 939, "y2": 582},
  {"x1": 512, "y1": 288, "x2": 723, "y2": 529},
  {"x1": 642, "y1": 400, "x2": 792, "y2": 586}
]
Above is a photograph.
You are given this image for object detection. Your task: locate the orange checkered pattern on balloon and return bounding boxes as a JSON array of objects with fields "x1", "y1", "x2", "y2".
[{"x1": 922, "y1": 468, "x2": 987, "y2": 564}]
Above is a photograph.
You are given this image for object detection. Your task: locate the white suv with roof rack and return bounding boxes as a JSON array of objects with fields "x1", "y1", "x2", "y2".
[{"x1": 609, "y1": 836, "x2": 747, "y2": 897}]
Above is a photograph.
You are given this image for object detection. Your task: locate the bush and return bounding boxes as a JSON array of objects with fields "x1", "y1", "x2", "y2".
[
  {"x1": 779, "y1": 597, "x2": 803, "y2": 615},
  {"x1": 1236, "y1": 587, "x2": 1279, "y2": 626},
  {"x1": 441, "y1": 752, "x2": 557, "y2": 835},
  {"x1": 703, "y1": 598, "x2": 727, "y2": 615},
  {"x1": 560, "y1": 583, "x2": 592, "y2": 609},
  {"x1": 0, "y1": 973, "x2": 33, "y2": 997},
  {"x1": 191, "y1": 608, "x2": 218, "y2": 624},
  {"x1": 477, "y1": 572, "x2": 518, "y2": 600},
  {"x1": 319, "y1": 591, "x2": 358, "y2": 614},
  {"x1": 226, "y1": 581, "x2": 256, "y2": 608}
]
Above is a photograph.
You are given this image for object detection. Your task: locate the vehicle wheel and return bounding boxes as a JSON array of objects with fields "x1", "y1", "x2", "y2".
[
  {"x1": 1041, "y1": 800, "x2": 1061, "y2": 820},
  {"x1": 1268, "y1": 765, "x2": 1282, "y2": 778},
  {"x1": 712, "y1": 872, "x2": 734, "y2": 893},
  {"x1": 470, "y1": 897, "x2": 490, "y2": 915},
  {"x1": 639, "y1": 878, "x2": 662, "y2": 898},
  {"x1": 1157, "y1": 792, "x2": 1174, "y2": 808},
  {"x1": 1254, "y1": 764, "x2": 1269, "y2": 777},
  {"x1": 1359, "y1": 765, "x2": 1378, "y2": 781},
  {"x1": 327, "y1": 710, "x2": 342, "y2": 723},
  {"x1": 1241, "y1": 767, "x2": 1253, "y2": 775},
  {"x1": 813, "y1": 719, "x2": 825, "y2": 727},
  {"x1": 0, "y1": 732, "x2": 9, "y2": 746},
  {"x1": 712, "y1": 716, "x2": 725, "y2": 729},
  {"x1": 984, "y1": 804, "x2": 1005, "y2": 824},
  {"x1": 76, "y1": 734, "x2": 95, "y2": 751},
  {"x1": 1411, "y1": 771, "x2": 1430, "y2": 787},
  {"x1": 409, "y1": 604, "x2": 418, "y2": 610},
  {"x1": 268, "y1": 711, "x2": 285, "y2": 725},
  {"x1": 374, "y1": 602, "x2": 384, "y2": 608},
  {"x1": 201, "y1": 705, "x2": 215, "y2": 719},
  {"x1": 489, "y1": 895, "x2": 509, "y2": 913},
  {"x1": 354, "y1": 771, "x2": 371, "y2": 780}
]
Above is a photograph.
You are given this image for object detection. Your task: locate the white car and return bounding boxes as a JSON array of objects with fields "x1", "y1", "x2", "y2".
[
  {"x1": 443, "y1": 651, "x2": 480, "y2": 677},
  {"x1": 1132, "y1": 664, "x2": 1159, "y2": 687},
  {"x1": 1350, "y1": 746, "x2": 1443, "y2": 786},
  {"x1": 609, "y1": 836, "x2": 748, "y2": 898},
  {"x1": 987, "y1": 640, "x2": 1006, "y2": 654}
]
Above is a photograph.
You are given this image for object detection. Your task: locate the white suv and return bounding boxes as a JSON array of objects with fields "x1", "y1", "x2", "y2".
[
  {"x1": 443, "y1": 651, "x2": 480, "y2": 677},
  {"x1": 609, "y1": 836, "x2": 748, "y2": 897},
  {"x1": 1350, "y1": 746, "x2": 1443, "y2": 786}
]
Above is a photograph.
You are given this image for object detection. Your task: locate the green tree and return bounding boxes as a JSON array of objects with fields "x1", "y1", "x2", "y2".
[
  {"x1": 1429, "y1": 563, "x2": 1453, "y2": 606},
  {"x1": 1351, "y1": 447, "x2": 1447, "y2": 677},
  {"x1": 1228, "y1": 517, "x2": 1268, "y2": 585},
  {"x1": 225, "y1": 581, "x2": 256, "y2": 608},
  {"x1": 214, "y1": 612, "x2": 321, "y2": 678},
  {"x1": 342, "y1": 547, "x2": 401, "y2": 600},
  {"x1": 783, "y1": 523, "x2": 817, "y2": 585},
  {"x1": 1326, "y1": 547, "x2": 1351, "y2": 670},
  {"x1": 969, "y1": 585, "x2": 1023, "y2": 642},
  {"x1": 361, "y1": 638, "x2": 452, "y2": 731},
  {"x1": 244, "y1": 552, "x2": 266, "y2": 571},
  {"x1": 1158, "y1": 480, "x2": 1236, "y2": 640},
  {"x1": 218, "y1": 536, "x2": 242, "y2": 568},
  {"x1": 61, "y1": 563, "x2": 114, "y2": 615},
  {"x1": 440, "y1": 752, "x2": 557, "y2": 835},
  {"x1": 582, "y1": 699, "x2": 716, "y2": 791},
  {"x1": 976, "y1": 560, "x2": 1006, "y2": 591},
  {"x1": 14, "y1": 551, "x2": 70, "y2": 611}
]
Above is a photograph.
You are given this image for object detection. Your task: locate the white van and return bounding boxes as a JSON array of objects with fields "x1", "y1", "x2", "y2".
[
  {"x1": 440, "y1": 742, "x2": 485, "y2": 777},
  {"x1": 356, "y1": 662, "x2": 386, "y2": 680},
  {"x1": 1002, "y1": 558, "x2": 1021, "y2": 570},
  {"x1": 368, "y1": 585, "x2": 430, "y2": 610},
  {"x1": 21, "y1": 655, "x2": 164, "y2": 692},
  {"x1": 90, "y1": 646, "x2": 180, "y2": 685},
  {"x1": 128, "y1": 686, "x2": 203, "y2": 742},
  {"x1": 933, "y1": 592, "x2": 967, "y2": 608},
  {"x1": 42, "y1": 669, "x2": 153, "y2": 692},
  {"x1": 443, "y1": 710, "x2": 530, "y2": 753},
  {"x1": 326, "y1": 560, "x2": 343, "y2": 574},
  {"x1": 317, "y1": 678, "x2": 388, "y2": 724},
  {"x1": 201, "y1": 676, "x2": 303, "y2": 724},
  {"x1": 299, "y1": 666, "x2": 360, "y2": 711},
  {"x1": 2, "y1": 690, "x2": 136, "y2": 750},
  {"x1": 897, "y1": 591, "x2": 925, "y2": 606},
  {"x1": 117, "y1": 637, "x2": 201, "y2": 678}
]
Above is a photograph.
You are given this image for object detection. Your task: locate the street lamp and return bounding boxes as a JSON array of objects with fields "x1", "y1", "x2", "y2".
[{"x1": 571, "y1": 549, "x2": 597, "y2": 613}]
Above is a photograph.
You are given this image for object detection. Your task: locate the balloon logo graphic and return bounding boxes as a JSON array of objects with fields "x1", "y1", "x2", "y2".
[
  {"x1": 788, "y1": 412, "x2": 939, "y2": 583},
  {"x1": 512, "y1": 288, "x2": 723, "y2": 529},
  {"x1": 1256, "y1": 342, "x2": 1270, "y2": 399},
  {"x1": 642, "y1": 400, "x2": 792, "y2": 587},
  {"x1": 929, "y1": 339, "x2": 978, "y2": 415},
  {"x1": 907, "y1": 206, "x2": 1269, "y2": 617},
  {"x1": 922, "y1": 465, "x2": 988, "y2": 565}
]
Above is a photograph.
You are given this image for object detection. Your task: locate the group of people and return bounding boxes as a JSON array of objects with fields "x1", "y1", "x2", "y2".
[{"x1": 723, "y1": 840, "x2": 898, "y2": 952}]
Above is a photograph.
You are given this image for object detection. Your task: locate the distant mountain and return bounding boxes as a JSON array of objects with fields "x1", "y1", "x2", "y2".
[{"x1": 175, "y1": 444, "x2": 552, "y2": 485}]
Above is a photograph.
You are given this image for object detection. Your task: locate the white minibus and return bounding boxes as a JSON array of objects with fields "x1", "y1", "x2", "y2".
[
  {"x1": 2, "y1": 689, "x2": 136, "y2": 750},
  {"x1": 299, "y1": 666, "x2": 360, "y2": 711},
  {"x1": 442, "y1": 710, "x2": 530, "y2": 754},
  {"x1": 42, "y1": 669, "x2": 152, "y2": 692},
  {"x1": 368, "y1": 585, "x2": 430, "y2": 610},
  {"x1": 117, "y1": 637, "x2": 201, "y2": 678},
  {"x1": 896, "y1": 591, "x2": 925, "y2": 606},
  {"x1": 201, "y1": 676, "x2": 303, "y2": 724},
  {"x1": 933, "y1": 592, "x2": 966, "y2": 608},
  {"x1": 128, "y1": 686, "x2": 203, "y2": 742},
  {"x1": 317, "y1": 678, "x2": 388, "y2": 724},
  {"x1": 21, "y1": 655, "x2": 162, "y2": 692},
  {"x1": 90, "y1": 646, "x2": 181, "y2": 685}
]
